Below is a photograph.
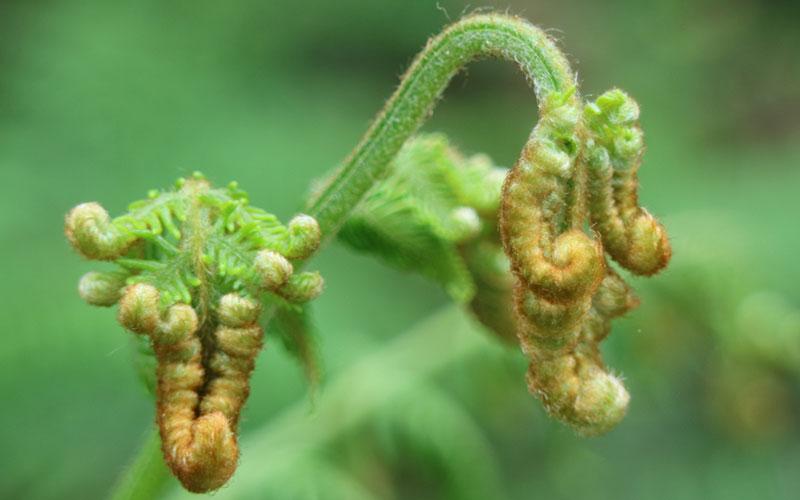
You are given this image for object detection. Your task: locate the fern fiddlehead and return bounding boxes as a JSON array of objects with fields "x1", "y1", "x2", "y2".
[
  {"x1": 66, "y1": 173, "x2": 323, "y2": 492},
  {"x1": 500, "y1": 90, "x2": 670, "y2": 434}
]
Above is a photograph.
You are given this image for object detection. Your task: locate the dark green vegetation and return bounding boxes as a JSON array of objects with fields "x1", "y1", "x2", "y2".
[{"x1": 1, "y1": 1, "x2": 799, "y2": 499}]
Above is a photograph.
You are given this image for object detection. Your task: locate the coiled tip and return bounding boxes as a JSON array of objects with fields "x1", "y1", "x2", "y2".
[
  {"x1": 525, "y1": 229, "x2": 605, "y2": 304},
  {"x1": 118, "y1": 284, "x2": 160, "y2": 334},
  {"x1": 158, "y1": 304, "x2": 199, "y2": 344},
  {"x1": 171, "y1": 412, "x2": 238, "y2": 493},
  {"x1": 526, "y1": 358, "x2": 630, "y2": 436},
  {"x1": 593, "y1": 269, "x2": 640, "y2": 318},
  {"x1": 118, "y1": 283, "x2": 199, "y2": 342},
  {"x1": 586, "y1": 88, "x2": 640, "y2": 127},
  {"x1": 218, "y1": 293, "x2": 261, "y2": 327},
  {"x1": 254, "y1": 250, "x2": 293, "y2": 290},
  {"x1": 78, "y1": 271, "x2": 126, "y2": 306},
  {"x1": 573, "y1": 371, "x2": 630, "y2": 436},
  {"x1": 278, "y1": 272, "x2": 325, "y2": 303},
  {"x1": 623, "y1": 213, "x2": 672, "y2": 275},
  {"x1": 284, "y1": 214, "x2": 322, "y2": 260},
  {"x1": 65, "y1": 202, "x2": 133, "y2": 260}
]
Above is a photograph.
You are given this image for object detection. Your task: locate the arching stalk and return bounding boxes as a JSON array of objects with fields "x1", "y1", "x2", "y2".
[{"x1": 306, "y1": 13, "x2": 576, "y2": 239}]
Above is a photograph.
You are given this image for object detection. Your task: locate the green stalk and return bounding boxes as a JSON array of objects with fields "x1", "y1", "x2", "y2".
[{"x1": 306, "y1": 13, "x2": 575, "y2": 240}]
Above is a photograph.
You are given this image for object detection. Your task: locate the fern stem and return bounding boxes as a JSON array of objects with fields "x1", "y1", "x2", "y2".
[{"x1": 306, "y1": 13, "x2": 575, "y2": 240}]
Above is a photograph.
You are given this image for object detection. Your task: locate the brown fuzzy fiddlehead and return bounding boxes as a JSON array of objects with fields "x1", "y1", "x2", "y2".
[
  {"x1": 501, "y1": 87, "x2": 669, "y2": 435},
  {"x1": 118, "y1": 284, "x2": 238, "y2": 492},
  {"x1": 66, "y1": 173, "x2": 323, "y2": 492},
  {"x1": 319, "y1": 13, "x2": 669, "y2": 435},
  {"x1": 335, "y1": 88, "x2": 670, "y2": 437}
]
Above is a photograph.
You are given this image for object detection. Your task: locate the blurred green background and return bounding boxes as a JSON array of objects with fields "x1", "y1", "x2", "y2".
[{"x1": 1, "y1": 0, "x2": 799, "y2": 499}]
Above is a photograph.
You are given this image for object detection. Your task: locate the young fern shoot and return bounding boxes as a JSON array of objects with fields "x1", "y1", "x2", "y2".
[
  {"x1": 65, "y1": 12, "x2": 670, "y2": 494},
  {"x1": 66, "y1": 174, "x2": 323, "y2": 492}
]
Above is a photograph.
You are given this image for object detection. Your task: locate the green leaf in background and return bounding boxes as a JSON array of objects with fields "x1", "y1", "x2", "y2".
[{"x1": 338, "y1": 133, "x2": 500, "y2": 303}]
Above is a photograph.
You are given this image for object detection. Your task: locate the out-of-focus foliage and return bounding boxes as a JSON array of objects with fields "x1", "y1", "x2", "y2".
[
  {"x1": 1, "y1": 1, "x2": 799, "y2": 499},
  {"x1": 338, "y1": 133, "x2": 517, "y2": 343},
  {"x1": 338, "y1": 133, "x2": 505, "y2": 304}
]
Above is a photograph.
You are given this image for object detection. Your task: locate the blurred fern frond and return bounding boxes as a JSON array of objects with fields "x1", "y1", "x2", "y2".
[
  {"x1": 369, "y1": 385, "x2": 507, "y2": 500},
  {"x1": 337, "y1": 134, "x2": 517, "y2": 342},
  {"x1": 338, "y1": 133, "x2": 507, "y2": 304}
]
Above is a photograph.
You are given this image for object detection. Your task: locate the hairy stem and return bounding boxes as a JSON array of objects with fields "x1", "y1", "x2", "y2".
[{"x1": 306, "y1": 13, "x2": 575, "y2": 240}]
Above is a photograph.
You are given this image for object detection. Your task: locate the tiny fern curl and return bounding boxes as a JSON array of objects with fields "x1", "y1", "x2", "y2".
[
  {"x1": 65, "y1": 173, "x2": 323, "y2": 492},
  {"x1": 583, "y1": 89, "x2": 671, "y2": 275}
]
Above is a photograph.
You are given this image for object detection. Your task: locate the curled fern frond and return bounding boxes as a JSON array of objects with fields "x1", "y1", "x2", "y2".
[
  {"x1": 299, "y1": 12, "x2": 670, "y2": 436},
  {"x1": 65, "y1": 173, "x2": 324, "y2": 492},
  {"x1": 78, "y1": 270, "x2": 128, "y2": 306},
  {"x1": 500, "y1": 88, "x2": 670, "y2": 435}
]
